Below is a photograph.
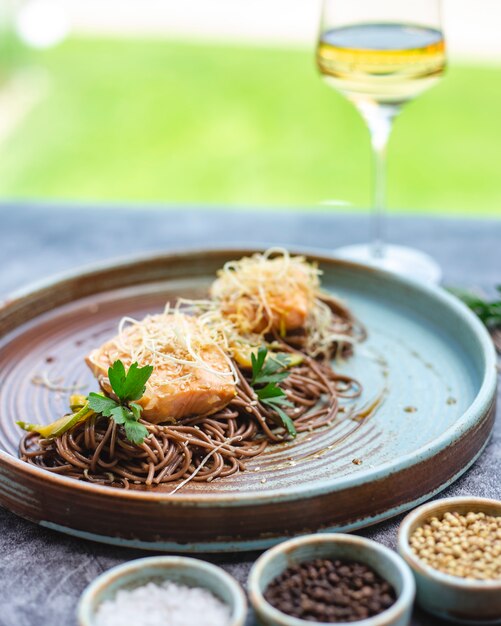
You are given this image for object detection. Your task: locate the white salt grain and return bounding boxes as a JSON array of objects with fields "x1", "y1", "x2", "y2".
[{"x1": 94, "y1": 581, "x2": 231, "y2": 626}]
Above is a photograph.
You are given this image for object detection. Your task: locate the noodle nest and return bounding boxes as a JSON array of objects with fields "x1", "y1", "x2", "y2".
[
  {"x1": 20, "y1": 356, "x2": 362, "y2": 489},
  {"x1": 19, "y1": 252, "x2": 365, "y2": 490}
]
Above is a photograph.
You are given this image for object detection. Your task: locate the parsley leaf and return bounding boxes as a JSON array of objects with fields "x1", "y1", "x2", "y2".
[
  {"x1": 257, "y1": 385, "x2": 296, "y2": 437},
  {"x1": 250, "y1": 347, "x2": 297, "y2": 438},
  {"x1": 109, "y1": 405, "x2": 149, "y2": 444},
  {"x1": 449, "y1": 286, "x2": 501, "y2": 328},
  {"x1": 109, "y1": 405, "x2": 131, "y2": 424},
  {"x1": 265, "y1": 402, "x2": 297, "y2": 438},
  {"x1": 107, "y1": 359, "x2": 126, "y2": 398},
  {"x1": 124, "y1": 420, "x2": 149, "y2": 446},
  {"x1": 18, "y1": 359, "x2": 153, "y2": 445},
  {"x1": 129, "y1": 402, "x2": 143, "y2": 420},
  {"x1": 90, "y1": 360, "x2": 153, "y2": 445},
  {"x1": 251, "y1": 347, "x2": 292, "y2": 385},
  {"x1": 108, "y1": 360, "x2": 153, "y2": 402},
  {"x1": 87, "y1": 392, "x2": 119, "y2": 417},
  {"x1": 256, "y1": 383, "x2": 293, "y2": 403},
  {"x1": 250, "y1": 347, "x2": 267, "y2": 385}
]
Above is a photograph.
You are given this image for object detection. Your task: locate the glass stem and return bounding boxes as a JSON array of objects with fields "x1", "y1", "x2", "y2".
[{"x1": 358, "y1": 102, "x2": 399, "y2": 259}]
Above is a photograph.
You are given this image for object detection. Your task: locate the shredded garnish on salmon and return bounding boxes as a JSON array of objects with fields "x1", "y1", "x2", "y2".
[
  {"x1": 115, "y1": 307, "x2": 237, "y2": 384},
  {"x1": 210, "y1": 247, "x2": 320, "y2": 335},
  {"x1": 209, "y1": 248, "x2": 355, "y2": 358},
  {"x1": 86, "y1": 310, "x2": 238, "y2": 423}
]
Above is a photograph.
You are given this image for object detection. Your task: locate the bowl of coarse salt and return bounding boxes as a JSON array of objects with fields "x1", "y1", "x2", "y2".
[{"x1": 77, "y1": 556, "x2": 247, "y2": 626}]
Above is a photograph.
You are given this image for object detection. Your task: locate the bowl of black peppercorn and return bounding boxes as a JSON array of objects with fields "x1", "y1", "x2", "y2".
[{"x1": 248, "y1": 534, "x2": 415, "y2": 626}]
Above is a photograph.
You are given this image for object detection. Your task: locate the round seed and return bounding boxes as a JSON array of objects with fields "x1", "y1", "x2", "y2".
[{"x1": 409, "y1": 510, "x2": 501, "y2": 580}]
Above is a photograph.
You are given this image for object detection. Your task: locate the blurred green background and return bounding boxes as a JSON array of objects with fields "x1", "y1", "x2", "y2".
[{"x1": 1, "y1": 31, "x2": 501, "y2": 214}]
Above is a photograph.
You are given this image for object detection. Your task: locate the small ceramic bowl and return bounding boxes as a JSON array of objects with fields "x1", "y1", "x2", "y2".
[
  {"x1": 77, "y1": 555, "x2": 247, "y2": 626},
  {"x1": 248, "y1": 533, "x2": 415, "y2": 626},
  {"x1": 398, "y1": 497, "x2": 501, "y2": 624}
]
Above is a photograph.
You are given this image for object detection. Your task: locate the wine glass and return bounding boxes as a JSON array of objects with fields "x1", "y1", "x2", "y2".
[{"x1": 316, "y1": 0, "x2": 446, "y2": 283}]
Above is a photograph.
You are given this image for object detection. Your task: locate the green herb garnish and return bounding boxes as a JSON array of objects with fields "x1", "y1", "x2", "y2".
[
  {"x1": 449, "y1": 286, "x2": 501, "y2": 328},
  {"x1": 18, "y1": 360, "x2": 153, "y2": 445},
  {"x1": 87, "y1": 360, "x2": 153, "y2": 444},
  {"x1": 251, "y1": 346, "x2": 297, "y2": 437}
]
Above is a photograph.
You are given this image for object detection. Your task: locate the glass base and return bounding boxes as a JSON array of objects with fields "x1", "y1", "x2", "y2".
[{"x1": 334, "y1": 244, "x2": 442, "y2": 285}]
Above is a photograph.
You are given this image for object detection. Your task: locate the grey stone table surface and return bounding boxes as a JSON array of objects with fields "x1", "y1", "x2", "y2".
[{"x1": 0, "y1": 202, "x2": 499, "y2": 626}]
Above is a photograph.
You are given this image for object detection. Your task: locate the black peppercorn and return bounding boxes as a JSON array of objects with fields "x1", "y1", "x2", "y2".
[{"x1": 264, "y1": 558, "x2": 396, "y2": 623}]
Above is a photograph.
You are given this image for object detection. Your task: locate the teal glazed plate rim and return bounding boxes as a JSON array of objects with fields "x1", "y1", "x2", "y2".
[{"x1": 0, "y1": 248, "x2": 496, "y2": 552}]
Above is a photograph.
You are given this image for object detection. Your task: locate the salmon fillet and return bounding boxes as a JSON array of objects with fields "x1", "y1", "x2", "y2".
[
  {"x1": 210, "y1": 253, "x2": 318, "y2": 335},
  {"x1": 215, "y1": 289, "x2": 310, "y2": 334},
  {"x1": 86, "y1": 313, "x2": 236, "y2": 424}
]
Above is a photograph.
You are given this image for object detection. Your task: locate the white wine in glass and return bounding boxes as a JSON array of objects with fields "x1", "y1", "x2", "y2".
[{"x1": 317, "y1": 2, "x2": 446, "y2": 282}]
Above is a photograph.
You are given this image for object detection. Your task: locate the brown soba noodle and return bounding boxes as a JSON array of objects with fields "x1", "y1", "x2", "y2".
[
  {"x1": 19, "y1": 251, "x2": 366, "y2": 490},
  {"x1": 20, "y1": 355, "x2": 362, "y2": 490}
]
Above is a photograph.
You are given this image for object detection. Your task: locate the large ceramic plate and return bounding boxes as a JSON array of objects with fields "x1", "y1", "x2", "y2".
[{"x1": 0, "y1": 250, "x2": 496, "y2": 552}]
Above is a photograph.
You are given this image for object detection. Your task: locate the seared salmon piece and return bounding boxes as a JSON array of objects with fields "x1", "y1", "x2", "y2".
[
  {"x1": 86, "y1": 313, "x2": 236, "y2": 424},
  {"x1": 219, "y1": 289, "x2": 310, "y2": 334},
  {"x1": 210, "y1": 251, "x2": 319, "y2": 335}
]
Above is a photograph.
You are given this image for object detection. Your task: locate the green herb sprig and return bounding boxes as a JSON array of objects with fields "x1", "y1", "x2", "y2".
[
  {"x1": 18, "y1": 360, "x2": 153, "y2": 445},
  {"x1": 87, "y1": 360, "x2": 153, "y2": 444},
  {"x1": 449, "y1": 286, "x2": 501, "y2": 328},
  {"x1": 250, "y1": 347, "x2": 297, "y2": 438}
]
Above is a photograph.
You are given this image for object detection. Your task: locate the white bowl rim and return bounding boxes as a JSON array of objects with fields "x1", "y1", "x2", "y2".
[
  {"x1": 248, "y1": 533, "x2": 416, "y2": 626},
  {"x1": 398, "y1": 496, "x2": 501, "y2": 590},
  {"x1": 77, "y1": 555, "x2": 247, "y2": 626}
]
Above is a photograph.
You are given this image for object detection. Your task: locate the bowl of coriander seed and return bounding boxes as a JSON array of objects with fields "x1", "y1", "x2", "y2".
[{"x1": 398, "y1": 496, "x2": 501, "y2": 624}]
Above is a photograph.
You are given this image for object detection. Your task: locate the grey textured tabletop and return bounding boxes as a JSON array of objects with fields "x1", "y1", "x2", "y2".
[{"x1": 0, "y1": 203, "x2": 499, "y2": 626}]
